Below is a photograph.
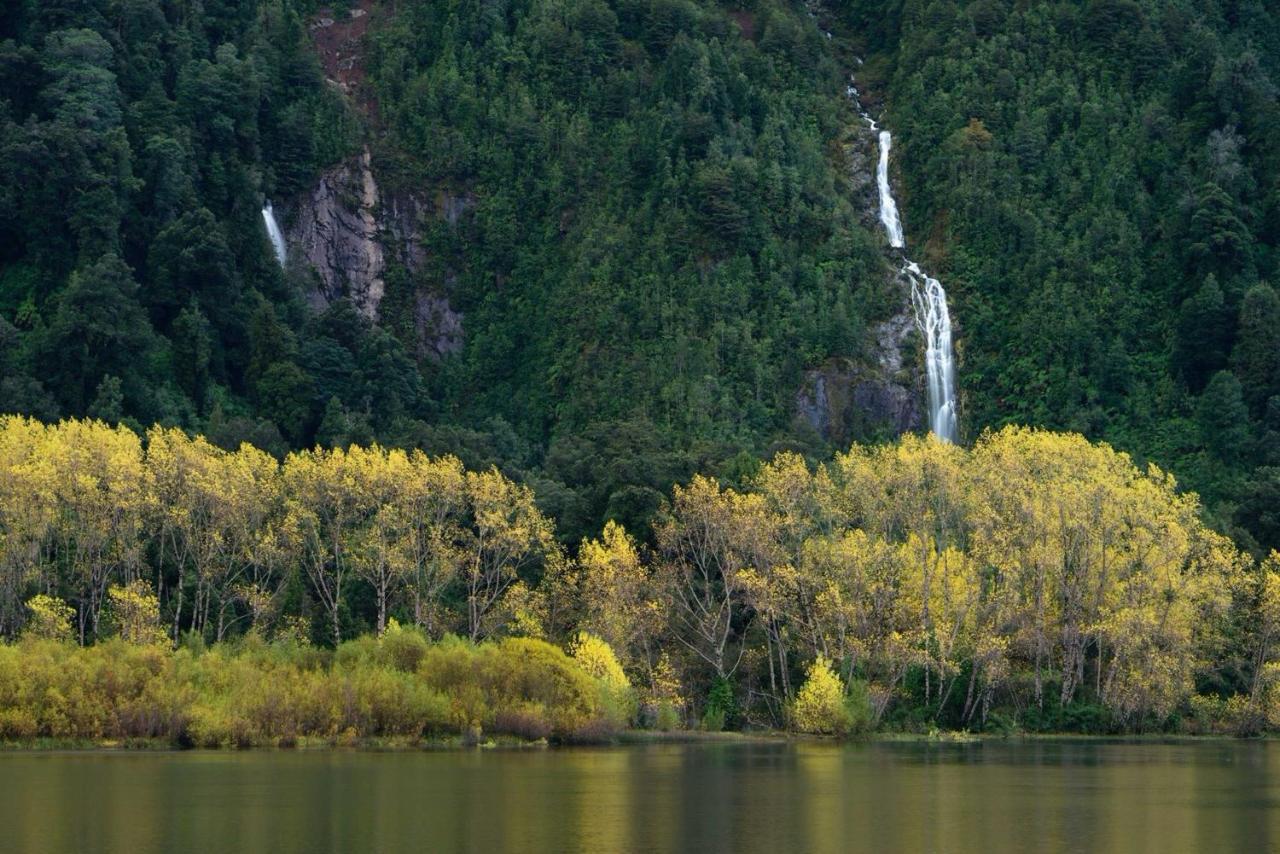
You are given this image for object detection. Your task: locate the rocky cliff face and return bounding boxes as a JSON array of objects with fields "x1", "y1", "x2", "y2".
[
  {"x1": 282, "y1": 147, "x2": 466, "y2": 359},
  {"x1": 276, "y1": 2, "x2": 465, "y2": 361},
  {"x1": 796, "y1": 286, "x2": 920, "y2": 443},
  {"x1": 289, "y1": 146, "x2": 386, "y2": 319}
]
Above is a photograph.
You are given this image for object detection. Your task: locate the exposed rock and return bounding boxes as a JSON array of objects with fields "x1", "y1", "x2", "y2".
[
  {"x1": 416, "y1": 292, "x2": 463, "y2": 359},
  {"x1": 286, "y1": 3, "x2": 464, "y2": 360},
  {"x1": 436, "y1": 189, "x2": 476, "y2": 226},
  {"x1": 289, "y1": 146, "x2": 385, "y2": 320},
  {"x1": 284, "y1": 147, "x2": 467, "y2": 360},
  {"x1": 842, "y1": 123, "x2": 881, "y2": 235},
  {"x1": 383, "y1": 190, "x2": 428, "y2": 273},
  {"x1": 309, "y1": 1, "x2": 374, "y2": 105},
  {"x1": 795, "y1": 303, "x2": 921, "y2": 444},
  {"x1": 793, "y1": 115, "x2": 924, "y2": 445}
]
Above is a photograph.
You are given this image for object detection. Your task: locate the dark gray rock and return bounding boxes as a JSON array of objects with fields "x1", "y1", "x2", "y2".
[{"x1": 283, "y1": 147, "x2": 464, "y2": 360}]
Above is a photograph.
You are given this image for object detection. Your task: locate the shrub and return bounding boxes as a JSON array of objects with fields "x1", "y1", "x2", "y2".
[
  {"x1": 479, "y1": 638, "x2": 604, "y2": 738},
  {"x1": 492, "y1": 704, "x2": 553, "y2": 740},
  {"x1": 790, "y1": 656, "x2": 854, "y2": 736},
  {"x1": 702, "y1": 677, "x2": 736, "y2": 732},
  {"x1": 642, "y1": 652, "x2": 685, "y2": 730},
  {"x1": 380, "y1": 620, "x2": 430, "y2": 673},
  {"x1": 654, "y1": 702, "x2": 681, "y2": 732},
  {"x1": 0, "y1": 630, "x2": 621, "y2": 746},
  {"x1": 844, "y1": 678, "x2": 873, "y2": 735}
]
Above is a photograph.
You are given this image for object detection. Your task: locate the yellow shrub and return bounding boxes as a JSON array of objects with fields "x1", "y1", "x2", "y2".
[
  {"x1": 790, "y1": 656, "x2": 853, "y2": 736},
  {"x1": 23, "y1": 595, "x2": 75, "y2": 642}
]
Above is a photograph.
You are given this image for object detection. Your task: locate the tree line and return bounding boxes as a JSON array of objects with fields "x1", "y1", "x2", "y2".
[{"x1": 4, "y1": 415, "x2": 1280, "y2": 736}]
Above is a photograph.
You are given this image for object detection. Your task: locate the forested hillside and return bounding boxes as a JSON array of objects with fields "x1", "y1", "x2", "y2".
[
  {"x1": 5, "y1": 0, "x2": 1280, "y2": 550},
  {"x1": 0, "y1": 0, "x2": 906, "y2": 545},
  {"x1": 6, "y1": 0, "x2": 1280, "y2": 739},
  {"x1": 834, "y1": 0, "x2": 1280, "y2": 552}
]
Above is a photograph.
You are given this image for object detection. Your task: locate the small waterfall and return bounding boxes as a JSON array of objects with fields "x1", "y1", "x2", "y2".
[
  {"x1": 261, "y1": 203, "x2": 287, "y2": 267},
  {"x1": 845, "y1": 74, "x2": 958, "y2": 441}
]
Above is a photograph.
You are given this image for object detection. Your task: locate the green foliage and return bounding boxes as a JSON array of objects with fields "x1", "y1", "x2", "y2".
[
  {"x1": 844, "y1": 678, "x2": 873, "y2": 735},
  {"x1": 0, "y1": 0, "x2": 897, "y2": 544},
  {"x1": 851, "y1": 0, "x2": 1280, "y2": 551},
  {"x1": 701, "y1": 676, "x2": 737, "y2": 732}
]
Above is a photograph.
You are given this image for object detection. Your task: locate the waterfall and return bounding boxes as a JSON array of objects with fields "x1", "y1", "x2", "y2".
[
  {"x1": 876, "y1": 131, "x2": 905, "y2": 249},
  {"x1": 845, "y1": 75, "x2": 959, "y2": 441},
  {"x1": 261, "y1": 203, "x2": 287, "y2": 267},
  {"x1": 907, "y1": 263, "x2": 958, "y2": 442}
]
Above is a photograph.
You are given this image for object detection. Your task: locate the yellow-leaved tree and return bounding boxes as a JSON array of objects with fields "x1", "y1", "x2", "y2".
[{"x1": 575, "y1": 520, "x2": 660, "y2": 676}]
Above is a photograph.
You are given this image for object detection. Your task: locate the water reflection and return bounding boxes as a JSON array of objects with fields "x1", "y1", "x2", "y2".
[{"x1": 0, "y1": 741, "x2": 1276, "y2": 853}]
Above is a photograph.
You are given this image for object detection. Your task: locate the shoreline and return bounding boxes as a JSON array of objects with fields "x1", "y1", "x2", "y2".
[{"x1": 0, "y1": 730, "x2": 1264, "y2": 753}]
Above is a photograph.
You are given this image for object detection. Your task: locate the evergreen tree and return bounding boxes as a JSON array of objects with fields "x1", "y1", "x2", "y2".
[
  {"x1": 1232, "y1": 283, "x2": 1280, "y2": 415},
  {"x1": 1174, "y1": 274, "x2": 1232, "y2": 392}
]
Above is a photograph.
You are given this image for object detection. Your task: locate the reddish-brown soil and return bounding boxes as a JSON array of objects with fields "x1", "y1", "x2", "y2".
[
  {"x1": 730, "y1": 10, "x2": 756, "y2": 41},
  {"x1": 309, "y1": 0, "x2": 379, "y2": 122}
]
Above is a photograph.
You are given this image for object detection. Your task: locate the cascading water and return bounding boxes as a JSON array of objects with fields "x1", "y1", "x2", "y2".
[
  {"x1": 845, "y1": 73, "x2": 959, "y2": 442},
  {"x1": 876, "y1": 131, "x2": 905, "y2": 249},
  {"x1": 907, "y1": 263, "x2": 957, "y2": 442},
  {"x1": 261, "y1": 203, "x2": 287, "y2": 267}
]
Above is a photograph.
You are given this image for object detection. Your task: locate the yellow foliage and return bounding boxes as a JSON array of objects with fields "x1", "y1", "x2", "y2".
[
  {"x1": 790, "y1": 656, "x2": 852, "y2": 735},
  {"x1": 575, "y1": 521, "x2": 657, "y2": 673},
  {"x1": 107, "y1": 580, "x2": 167, "y2": 646},
  {"x1": 24, "y1": 595, "x2": 75, "y2": 642},
  {"x1": 570, "y1": 631, "x2": 636, "y2": 727}
]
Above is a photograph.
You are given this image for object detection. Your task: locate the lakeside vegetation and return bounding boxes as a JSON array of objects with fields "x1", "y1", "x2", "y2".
[
  {"x1": 3, "y1": 415, "x2": 1280, "y2": 743},
  {"x1": 0, "y1": 626, "x2": 634, "y2": 748},
  {"x1": 1, "y1": 0, "x2": 1278, "y2": 765}
]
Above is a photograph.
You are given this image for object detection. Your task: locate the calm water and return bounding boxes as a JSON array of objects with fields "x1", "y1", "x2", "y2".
[{"x1": 1, "y1": 740, "x2": 1277, "y2": 853}]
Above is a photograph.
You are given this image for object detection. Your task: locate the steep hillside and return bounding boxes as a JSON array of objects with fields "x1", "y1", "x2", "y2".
[
  {"x1": 833, "y1": 0, "x2": 1280, "y2": 551},
  {"x1": 0, "y1": 0, "x2": 920, "y2": 542}
]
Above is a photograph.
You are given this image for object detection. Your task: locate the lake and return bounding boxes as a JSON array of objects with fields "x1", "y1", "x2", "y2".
[{"x1": 0, "y1": 740, "x2": 1276, "y2": 853}]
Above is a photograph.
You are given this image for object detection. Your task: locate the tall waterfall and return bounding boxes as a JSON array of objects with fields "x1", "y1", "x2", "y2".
[
  {"x1": 261, "y1": 203, "x2": 287, "y2": 267},
  {"x1": 847, "y1": 74, "x2": 959, "y2": 442}
]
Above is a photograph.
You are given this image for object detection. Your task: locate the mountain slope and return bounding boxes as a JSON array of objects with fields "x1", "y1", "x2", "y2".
[
  {"x1": 0, "y1": 0, "x2": 915, "y2": 542},
  {"x1": 835, "y1": 0, "x2": 1280, "y2": 550}
]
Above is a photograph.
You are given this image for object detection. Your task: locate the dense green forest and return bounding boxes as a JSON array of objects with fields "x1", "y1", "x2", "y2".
[
  {"x1": 6, "y1": 0, "x2": 1280, "y2": 552},
  {"x1": 5, "y1": 0, "x2": 1280, "y2": 740},
  {"x1": 835, "y1": 0, "x2": 1280, "y2": 553},
  {"x1": 0, "y1": 0, "x2": 902, "y2": 545}
]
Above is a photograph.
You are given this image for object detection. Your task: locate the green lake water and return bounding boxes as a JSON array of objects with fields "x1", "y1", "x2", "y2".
[{"x1": 1, "y1": 740, "x2": 1276, "y2": 853}]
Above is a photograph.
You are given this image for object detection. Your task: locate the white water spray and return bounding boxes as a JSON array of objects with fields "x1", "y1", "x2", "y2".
[
  {"x1": 261, "y1": 203, "x2": 287, "y2": 267},
  {"x1": 845, "y1": 74, "x2": 958, "y2": 441}
]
